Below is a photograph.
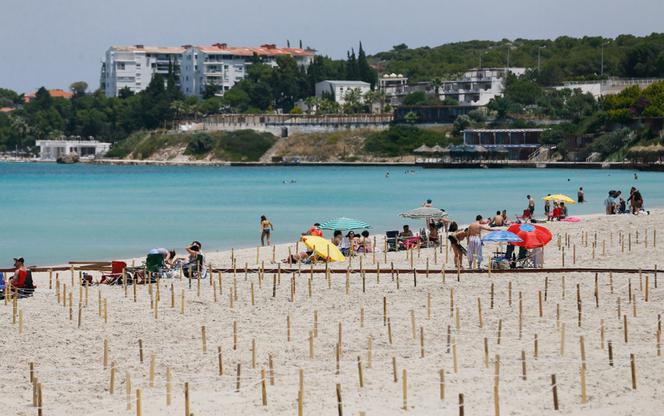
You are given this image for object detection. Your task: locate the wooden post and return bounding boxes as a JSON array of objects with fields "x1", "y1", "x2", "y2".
[
  {"x1": 268, "y1": 354, "x2": 275, "y2": 385},
  {"x1": 402, "y1": 369, "x2": 408, "y2": 410},
  {"x1": 357, "y1": 356, "x2": 364, "y2": 388},
  {"x1": 624, "y1": 315, "x2": 629, "y2": 343},
  {"x1": 161, "y1": 366, "x2": 170, "y2": 406},
  {"x1": 336, "y1": 383, "x2": 343, "y2": 416},
  {"x1": 551, "y1": 374, "x2": 559, "y2": 410},
  {"x1": 580, "y1": 365, "x2": 587, "y2": 404},
  {"x1": 235, "y1": 363, "x2": 241, "y2": 391},
  {"x1": 184, "y1": 382, "x2": 190, "y2": 416},
  {"x1": 136, "y1": 388, "x2": 142, "y2": 416},
  {"x1": 630, "y1": 354, "x2": 637, "y2": 389},
  {"x1": 103, "y1": 338, "x2": 109, "y2": 369},
  {"x1": 608, "y1": 340, "x2": 614, "y2": 366},
  {"x1": 149, "y1": 353, "x2": 155, "y2": 387},
  {"x1": 521, "y1": 350, "x2": 527, "y2": 380},
  {"x1": 392, "y1": 356, "x2": 398, "y2": 382},
  {"x1": 261, "y1": 368, "x2": 267, "y2": 406},
  {"x1": 439, "y1": 369, "x2": 445, "y2": 400},
  {"x1": 201, "y1": 325, "x2": 207, "y2": 352},
  {"x1": 459, "y1": 393, "x2": 464, "y2": 416},
  {"x1": 109, "y1": 361, "x2": 116, "y2": 394}
]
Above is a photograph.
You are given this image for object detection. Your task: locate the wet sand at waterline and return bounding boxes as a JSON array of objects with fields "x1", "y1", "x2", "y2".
[{"x1": 2, "y1": 211, "x2": 664, "y2": 415}]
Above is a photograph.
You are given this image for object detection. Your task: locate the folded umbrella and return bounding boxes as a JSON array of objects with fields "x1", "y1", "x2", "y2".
[{"x1": 507, "y1": 223, "x2": 553, "y2": 249}]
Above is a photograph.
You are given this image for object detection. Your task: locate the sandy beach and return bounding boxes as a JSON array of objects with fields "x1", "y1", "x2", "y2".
[{"x1": 2, "y1": 210, "x2": 663, "y2": 415}]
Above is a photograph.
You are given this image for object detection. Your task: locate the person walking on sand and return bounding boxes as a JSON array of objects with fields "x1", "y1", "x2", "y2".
[
  {"x1": 447, "y1": 222, "x2": 467, "y2": 270},
  {"x1": 467, "y1": 215, "x2": 493, "y2": 269},
  {"x1": 260, "y1": 215, "x2": 274, "y2": 246}
]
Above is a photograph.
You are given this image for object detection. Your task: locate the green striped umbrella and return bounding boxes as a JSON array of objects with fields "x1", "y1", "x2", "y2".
[{"x1": 318, "y1": 217, "x2": 371, "y2": 231}]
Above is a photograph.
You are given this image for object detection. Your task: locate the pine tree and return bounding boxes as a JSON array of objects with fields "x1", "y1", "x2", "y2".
[
  {"x1": 346, "y1": 49, "x2": 359, "y2": 80},
  {"x1": 357, "y1": 42, "x2": 377, "y2": 87}
]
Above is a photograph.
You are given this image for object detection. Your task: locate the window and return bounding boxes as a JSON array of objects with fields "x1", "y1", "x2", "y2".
[{"x1": 117, "y1": 62, "x2": 125, "y2": 70}]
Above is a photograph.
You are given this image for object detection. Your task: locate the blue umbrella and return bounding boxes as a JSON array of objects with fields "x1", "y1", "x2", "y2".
[
  {"x1": 318, "y1": 217, "x2": 371, "y2": 231},
  {"x1": 482, "y1": 230, "x2": 523, "y2": 243}
]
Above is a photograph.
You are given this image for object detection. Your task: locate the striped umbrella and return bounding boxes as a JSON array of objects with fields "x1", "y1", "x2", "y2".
[{"x1": 318, "y1": 217, "x2": 371, "y2": 231}]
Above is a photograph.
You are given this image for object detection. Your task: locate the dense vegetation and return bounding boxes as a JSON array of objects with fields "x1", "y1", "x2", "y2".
[
  {"x1": 488, "y1": 74, "x2": 664, "y2": 160},
  {"x1": 373, "y1": 34, "x2": 664, "y2": 85},
  {"x1": 363, "y1": 125, "x2": 459, "y2": 156},
  {"x1": 106, "y1": 130, "x2": 276, "y2": 161}
]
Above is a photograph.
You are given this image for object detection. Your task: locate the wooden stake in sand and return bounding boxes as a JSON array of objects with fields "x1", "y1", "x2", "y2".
[
  {"x1": 261, "y1": 368, "x2": 267, "y2": 406},
  {"x1": 162, "y1": 367, "x2": 171, "y2": 406},
  {"x1": 551, "y1": 374, "x2": 559, "y2": 410},
  {"x1": 580, "y1": 365, "x2": 587, "y2": 404},
  {"x1": 126, "y1": 372, "x2": 132, "y2": 410},
  {"x1": 149, "y1": 353, "x2": 156, "y2": 387},
  {"x1": 103, "y1": 338, "x2": 109, "y2": 369},
  {"x1": 201, "y1": 325, "x2": 207, "y2": 353},
  {"x1": 402, "y1": 369, "x2": 408, "y2": 410},
  {"x1": 109, "y1": 361, "x2": 116, "y2": 394},
  {"x1": 439, "y1": 369, "x2": 445, "y2": 400},
  {"x1": 184, "y1": 382, "x2": 190, "y2": 416},
  {"x1": 136, "y1": 388, "x2": 142, "y2": 416},
  {"x1": 630, "y1": 354, "x2": 637, "y2": 389},
  {"x1": 608, "y1": 341, "x2": 614, "y2": 366},
  {"x1": 336, "y1": 383, "x2": 343, "y2": 416}
]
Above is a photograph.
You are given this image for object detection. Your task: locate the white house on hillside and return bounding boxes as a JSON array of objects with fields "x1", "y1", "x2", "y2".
[
  {"x1": 439, "y1": 67, "x2": 526, "y2": 106},
  {"x1": 315, "y1": 80, "x2": 371, "y2": 104},
  {"x1": 36, "y1": 140, "x2": 111, "y2": 160}
]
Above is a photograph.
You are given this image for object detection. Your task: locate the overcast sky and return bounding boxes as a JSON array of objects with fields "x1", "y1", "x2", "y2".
[{"x1": 1, "y1": 0, "x2": 663, "y2": 93}]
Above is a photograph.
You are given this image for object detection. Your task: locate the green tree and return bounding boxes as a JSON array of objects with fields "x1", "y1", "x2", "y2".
[{"x1": 69, "y1": 81, "x2": 88, "y2": 96}]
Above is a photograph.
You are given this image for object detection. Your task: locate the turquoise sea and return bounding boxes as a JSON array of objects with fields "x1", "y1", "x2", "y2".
[{"x1": 0, "y1": 162, "x2": 662, "y2": 266}]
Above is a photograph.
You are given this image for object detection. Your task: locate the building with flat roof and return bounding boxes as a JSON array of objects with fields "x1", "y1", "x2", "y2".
[
  {"x1": 553, "y1": 78, "x2": 663, "y2": 98},
  {"x1": 180, "y1": 43, "x2": 315, "y2": 97},
  {"x1": 462, "y1": 128, "x2": 546, "y2": 159},
  {"x1": 36, "y1": 140, "x2": 111, "y2": 161},
  {"x1": 439, "y1": 67, "x2": 526, "y2": 106},
  {"x1": 315, "y1": 80, "x2": 371, "y2": 104},
  {"x1": 102, "y1": 45, "x2": 185, "y2": 97}
]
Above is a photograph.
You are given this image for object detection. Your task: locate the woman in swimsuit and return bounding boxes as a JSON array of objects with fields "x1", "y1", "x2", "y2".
[
  {"x1": 260, "y1": 215, "x2": 274, "y2": 246},
  {"x1": 447, "y1": 222, "x2": 468, "y2": 270}
]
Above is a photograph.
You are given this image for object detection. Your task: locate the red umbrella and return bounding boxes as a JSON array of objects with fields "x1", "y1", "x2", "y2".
[{"x1": 507, "y1": 223, "x2": 553, "y2": 249}]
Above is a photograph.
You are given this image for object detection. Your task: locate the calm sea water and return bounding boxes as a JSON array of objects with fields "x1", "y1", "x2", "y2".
[{"x1": 1, "y1": 162, "x2": 662, "y2": 265}]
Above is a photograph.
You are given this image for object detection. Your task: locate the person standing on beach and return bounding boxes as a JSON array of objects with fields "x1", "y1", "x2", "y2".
[
  {"x1": 260, "y1": 215, "x2": 274, "y2": 246},
  {"x1": 577, "y1": 187, "x2": 585, "y2": 203},
  {"x1": 629, "y1": 187, "x2": 644, "y2": 214},
  {"x1": 544, "y1": 194, "x2": 551, "y2": 217},
  {"x1": 527, "y1": 195, "x2": 535, "y2": 216},
  {"x1": 467, "y1": 215, "x2": 492, "y2": 269}
]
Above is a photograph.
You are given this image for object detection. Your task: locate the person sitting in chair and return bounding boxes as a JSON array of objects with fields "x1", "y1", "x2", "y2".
[
  {"x1": 182, "y1": 241, "x2": 206, "y2": 278},
  {"x1": 9, "y1": 257, "x2": 29, "y2": 290}
]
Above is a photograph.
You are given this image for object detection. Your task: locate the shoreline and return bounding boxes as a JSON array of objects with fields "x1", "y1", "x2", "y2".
[{"x1": 3, "y1": 157, "x2": 664, "y2": 171}]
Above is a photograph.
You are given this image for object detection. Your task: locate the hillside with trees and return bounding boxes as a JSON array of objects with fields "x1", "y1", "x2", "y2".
[{"x1": 373, "y1": 33, "x2": 664, "y2": 85}]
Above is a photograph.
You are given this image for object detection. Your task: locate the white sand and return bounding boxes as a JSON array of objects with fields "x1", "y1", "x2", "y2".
[{"x1": 2, "y1": 210, "x2": 664, "y2": 415}]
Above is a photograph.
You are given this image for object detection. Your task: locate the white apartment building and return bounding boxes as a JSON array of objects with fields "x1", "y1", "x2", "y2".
[
  {"x1": 102, "y1": 45, "x2": 185, "y2": 97},
  {"x1": 439, "y1": 67, "x2": 526, "y2": 106},
  {"x1": 180, "y1": 43, "x2": 315, "y2": 97},
  {"x1": 315, "y1": 80, "x2": 371, "y2": 104}
]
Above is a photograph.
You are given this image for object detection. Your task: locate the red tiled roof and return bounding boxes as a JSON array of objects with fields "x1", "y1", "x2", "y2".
[
  {"x1": 24, "y1": 89, "x2": 74, "y2": 103},
  {"x1": 195, "y1": 43, "x2": 315, "y2": 57}
]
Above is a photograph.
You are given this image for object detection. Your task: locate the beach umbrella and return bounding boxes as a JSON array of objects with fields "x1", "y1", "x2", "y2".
[
  {"x1": 400, "y1": 207, "x2": 448, "y2": 220},
  {"x1": 543, "y1": 194, "x2": 576, "y2": 204},
  {"x1": 318, "y1": 217, "x2": 371, "y2": 231},
  {"x1": 507, "y1": 223, "x2": 553, "y2": 249},
  {"x1": 482, "y1": 230, "x2": 523, "y2": 244},
  {"x1": 301, "y1": 235, "x2": 345, "y2": 262}
]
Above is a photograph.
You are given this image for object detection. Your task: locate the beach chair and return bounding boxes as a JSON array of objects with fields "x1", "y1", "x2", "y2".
[
  {"x1": 385, "y1": 231, "x2": 399, "y2": 251},
  {"x1": 0, "y1": 270, "x2": 36, "y2": 299},
  {"x1": 100, "y1": 261, "x2": 127, "y2": 285},
  {"x1": 514, "y1": 247, "x2": 535, "y2": 269},
  {"x1": 515, "y1": 209, "x2": 531, "y2": 224},
  {"x1": 182, "y1": 254, "x2": 207, "y2": 279}
]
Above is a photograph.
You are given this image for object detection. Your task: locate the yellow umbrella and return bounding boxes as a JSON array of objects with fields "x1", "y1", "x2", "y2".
[
  {"x1": 543, "y1": 194, "x2": 576, "y2": 204},
  {"x1": 301, "y1": 235, "x2": 346, "y2": 262}
]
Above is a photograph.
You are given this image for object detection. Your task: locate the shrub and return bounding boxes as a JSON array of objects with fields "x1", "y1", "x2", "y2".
[{"x1": 184, "y1": 133, "x2": 214, "y2": 156}]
